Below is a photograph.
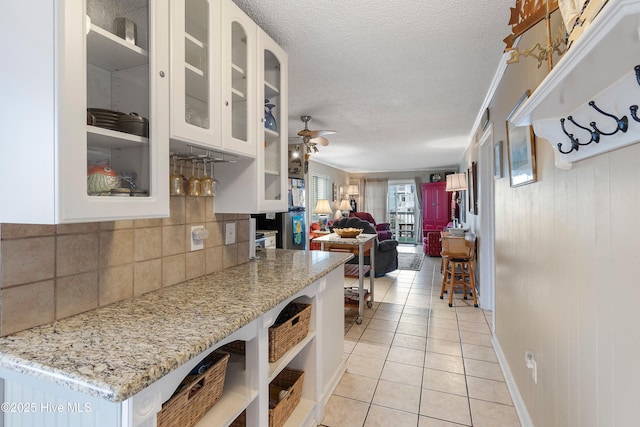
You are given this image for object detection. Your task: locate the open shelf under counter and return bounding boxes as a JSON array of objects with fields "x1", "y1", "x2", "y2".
[
  {"x1": 194, "y1": 353, "x2": 258, "y2": 427},
  {"x1": 268, "y1": 332, "x2": 316, "y2": 381},
  {"x1": 87, "y1": 125, "x2": 149, "y2": 149},
  {"x1": 282, "y1": 397, "x2": 317, "y2": 427},
  {"x1": 87, "y1": 24, "x2": 148, "y2": 71}
]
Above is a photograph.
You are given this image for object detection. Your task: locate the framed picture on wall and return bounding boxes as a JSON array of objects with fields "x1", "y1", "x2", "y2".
[
  {"x1": 471, "y1": 162, "x2": 478, "y2": 215},
  {"x1": 467, "y1": 167, "x2": 474, "y2": 215},
  {"x1": 506, "y1": 91, "x2": 537, "y2": 187},
  {"x1": 494, "y1": 140, "x2": 503, "y2": 179}
]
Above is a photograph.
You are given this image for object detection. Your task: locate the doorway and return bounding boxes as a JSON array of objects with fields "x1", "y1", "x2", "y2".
[
  {"x1": 478, "y1": 125, "x2": 496, "y2": 314},
  {"x1": 387, "y1": 181, "x2": 420, "y2": 244}
]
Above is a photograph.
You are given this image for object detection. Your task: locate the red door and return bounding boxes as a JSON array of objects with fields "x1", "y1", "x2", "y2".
[{"x1": 422, "y1": 182, "x2": 451, "y2": 232}]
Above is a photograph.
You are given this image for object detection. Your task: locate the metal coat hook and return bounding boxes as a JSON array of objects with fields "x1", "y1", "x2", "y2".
[
  {"x1": 635, "y1": 65, "x2": 640, "y2": 86},
  {"x1": 630, "y1": 105, "x2": 640, "y2": 123},
  {"x1": 567, "y1": 116, "x2": 600, "y2": 144},
  {"x1": 558, "y1": 118, "x2": 580, "y2": 154},
  {"x1": 588, "y1": 101, "x2": 628, "y2": 135}
]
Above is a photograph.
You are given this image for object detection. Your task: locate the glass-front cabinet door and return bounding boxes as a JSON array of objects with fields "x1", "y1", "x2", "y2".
[
  {"x1": 81, "y1": 0, "x2": 168, "y2": 221},
  {"x1": 257, "y1": 29, "x2": 288, "y2": 212},
  {"x1": 169, "y1": 0, "x2": 221, "y2": 149},
  {"x1": 0, "y1": 0, "x2": 169, "y2": 224},
  {"x1": 221, "y1": 0, "x2": 256, "y2": 157}
]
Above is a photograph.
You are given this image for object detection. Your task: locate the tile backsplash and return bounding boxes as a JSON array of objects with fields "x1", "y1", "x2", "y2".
[{"x1": 0, "y1": 197, "x2": 250, "y2": 336}]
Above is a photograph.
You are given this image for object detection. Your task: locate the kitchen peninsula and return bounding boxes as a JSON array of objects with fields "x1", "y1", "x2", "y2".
[{"x1": 0, "y1": 249, "x2": 351, "y2": 427}]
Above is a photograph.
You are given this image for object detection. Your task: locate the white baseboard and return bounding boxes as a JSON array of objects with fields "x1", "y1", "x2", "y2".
[
  {"x1": 316, "y1": 359, "x2": 346, "y2": 423},
  {"x1": 492, "y1": 336, "x2": 534, "y2": 427}
]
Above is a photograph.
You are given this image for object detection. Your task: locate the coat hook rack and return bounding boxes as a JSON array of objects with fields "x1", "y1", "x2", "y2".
[
  {"x1": 555, "y1": 65, "x2": 640, "y2": 157},
  {"x1": 559, "y1": 118, "x2": 581, "y2": 154},
  {"x1": 630, "y1": 105, "x2": 640, "y2": 123},
  {"x1": 567, "y1": 116, "x2": 600, "y2": 144},
  {"x1": 588, "y1": 101, "x2": 629, "y2": 136}
]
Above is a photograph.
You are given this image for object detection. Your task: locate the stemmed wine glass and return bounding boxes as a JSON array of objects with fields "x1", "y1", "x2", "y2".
[
  {"x1": 201, "y1": 160, "x2": 214, "y2": 197},
  {"x1": 170, "y1": 156, "x2": 184, "y2": 196},
  {"x1": 187, "y1": 160, "x2": 201, "y2": 197}
]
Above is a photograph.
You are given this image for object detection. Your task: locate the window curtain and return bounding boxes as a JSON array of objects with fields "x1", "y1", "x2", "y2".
[
  {"x1": 364, "y1": 179, "x2": 388, "y2": 224},
  {"x1": 414, "y1": 176, "x2": 423, "y2": 242},
  {"x1": 310, "y1": 174, "x2": 330, "y2": 222}
]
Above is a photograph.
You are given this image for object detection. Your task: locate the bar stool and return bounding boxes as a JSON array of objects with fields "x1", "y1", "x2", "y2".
[{"x1": 440, "y1": 232, "x2": 478, "y2": 308}]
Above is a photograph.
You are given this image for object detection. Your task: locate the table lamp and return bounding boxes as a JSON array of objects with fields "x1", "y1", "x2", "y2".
[
  {"x1": 337, "y1": 199, "x2": 352, "y2": 218},
  {"x1": 313, "y1": 199, "x2": 333, "y2": 231},
  {"x1": 445, "y1": 173, "x2": 467, "y2": 227}
]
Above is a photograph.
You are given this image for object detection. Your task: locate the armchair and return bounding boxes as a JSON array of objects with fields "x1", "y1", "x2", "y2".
[
  {"x1": 331, "y1": 217, "x2": 398, "y2": 276},
  {"x1": 349, "y1": 212, "x2": 392, "y2": 241}
]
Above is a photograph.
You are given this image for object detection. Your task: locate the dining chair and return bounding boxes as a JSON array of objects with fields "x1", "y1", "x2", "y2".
[{"x1": 440, "y1": 232, "x2": 478, "y2": 308}]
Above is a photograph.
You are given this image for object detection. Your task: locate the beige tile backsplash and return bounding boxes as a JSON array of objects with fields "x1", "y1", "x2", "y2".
[{"x1": 0, "y1": 197, "x2": 251, "y2": 336}]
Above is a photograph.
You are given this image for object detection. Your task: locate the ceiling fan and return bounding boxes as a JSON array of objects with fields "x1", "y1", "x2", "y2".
[{"x1": 291, "y1": 115, "x2": 336, "y2": 174}]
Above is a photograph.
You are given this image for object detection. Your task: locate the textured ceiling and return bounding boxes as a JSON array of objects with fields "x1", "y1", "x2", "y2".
[{"x1": 233, "y1": 0, "x2": 513, "y2": 173}]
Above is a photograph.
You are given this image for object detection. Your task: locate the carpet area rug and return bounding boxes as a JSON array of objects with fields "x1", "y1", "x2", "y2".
[{"x1": 397, "y1": 252, "x2": 425, "y2": 271}]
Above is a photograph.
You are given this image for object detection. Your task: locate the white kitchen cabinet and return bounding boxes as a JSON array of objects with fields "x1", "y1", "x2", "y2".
[
  {"x1": 215, "y1": 27, "x2": 288, "y2": 213},
  {"x1": 0, "y1": 1, "x2": 169, "y2": 224},
  {"x1": 169, "y1": 0, "x2": 257, "y2": 158},
  {"x1": 169, "y1": 0, "x2": 257, "y2": 159}
]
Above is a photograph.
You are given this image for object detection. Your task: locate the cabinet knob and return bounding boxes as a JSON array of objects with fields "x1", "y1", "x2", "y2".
[
  {"x1": 159, "y1": 71, "x2": 165, "y2": 78},
  {"x1": 225, "y1": 101, "x2": 229, "y2": 106}
]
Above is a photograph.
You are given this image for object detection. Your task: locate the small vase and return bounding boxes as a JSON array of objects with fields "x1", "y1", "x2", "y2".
[{"x1": 264, "y1": 100, "x2": 277, "y2": 131}]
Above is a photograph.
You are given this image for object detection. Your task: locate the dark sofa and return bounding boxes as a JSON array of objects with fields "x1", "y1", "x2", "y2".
[{"x1": 331, "y1": 217, "x2": 399, "y2": 277}]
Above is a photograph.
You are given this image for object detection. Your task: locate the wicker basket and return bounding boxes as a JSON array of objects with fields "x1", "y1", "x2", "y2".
[
  {"x1": 269, "y1": 368, "x2": 304, "y2": 427},
  {"x1": 230, "y1": 410, "x2": 246, "y2": 427},
  {"x1": 220, "y1": 340, "x2": 246, "y2": 355},
  {"x1": 157, "y1": 351, "x2": 230, "y2": 427},
  {"x1": 269, "y1": 303, "x2": 312, "y2": 363}
]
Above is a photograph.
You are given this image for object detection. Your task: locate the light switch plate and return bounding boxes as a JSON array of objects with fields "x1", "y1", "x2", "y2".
[{"x1": 225, "y1": 222, "x2": 236, "y2": 245}]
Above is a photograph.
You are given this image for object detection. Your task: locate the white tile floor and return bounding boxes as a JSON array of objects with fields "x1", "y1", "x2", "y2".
[{"x1": 319, "y1": 245, "x2": 522, "y2": 427}]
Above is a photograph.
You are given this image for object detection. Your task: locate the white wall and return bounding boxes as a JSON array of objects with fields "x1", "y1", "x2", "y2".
[{"x1": 488, "y1": 14, "x2": 640, "y2": 427}]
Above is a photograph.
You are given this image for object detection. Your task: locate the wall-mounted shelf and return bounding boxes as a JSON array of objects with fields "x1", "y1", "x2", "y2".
[{"x1": 510, "y1": 0, "x2": 640, "y2": 169}]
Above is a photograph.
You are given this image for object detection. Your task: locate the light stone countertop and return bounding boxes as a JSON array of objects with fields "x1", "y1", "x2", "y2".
[{"x1": 0, "y1": 249, "x2": 352, "y2": 402}]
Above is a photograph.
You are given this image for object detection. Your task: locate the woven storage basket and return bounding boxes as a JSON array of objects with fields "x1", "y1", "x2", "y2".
[
  {"x1": 229, "y1": 410, "x2": 246, "y2": 427},
  {"x1": 269, "y1": 303, "x2": 312, "y2": 363},
  {"x1": 220, "y1": 340, "x2": 246, "y2": 355},
  {"x1": 269, "y1": 368, "x2": 304, "y2": 427},
  {"x1": 157, "y1": 350, "x2": 230, "y2": 427}
]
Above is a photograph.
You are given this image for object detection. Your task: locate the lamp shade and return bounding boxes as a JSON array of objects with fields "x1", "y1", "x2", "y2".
[
  {"x1": 339, "y1": 199, "x2": 352, "y2": 211},
  {"x1": 445, "y1": 173, "x2": 468, "y2": 192},
  {"x1": 313, "y1": 199, "x2": 333, "y2": 215},
  {"x1": 347, "y1": 184, "x2": 359, "y2": 196}
]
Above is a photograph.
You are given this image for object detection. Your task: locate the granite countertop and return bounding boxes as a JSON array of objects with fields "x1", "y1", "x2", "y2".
[{"x1": 0, "y1": 250, "x2": 352, "y2": 403}]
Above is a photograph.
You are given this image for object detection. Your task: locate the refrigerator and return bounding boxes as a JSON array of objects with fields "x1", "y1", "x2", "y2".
[{"x1": 252, "y1": 178, "x2": 306, "y2": 250}]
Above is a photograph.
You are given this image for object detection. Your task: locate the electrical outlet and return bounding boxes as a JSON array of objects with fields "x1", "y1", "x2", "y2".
[
  {"x1": 225, "y1": 222, "x2": 236, "y2": 245},
  {"x1": 190, "y1": 225, "x2": 208, "y2": 251},
  {"x1": 525, "y1": 351, "x2": 537, "y2": 384}
]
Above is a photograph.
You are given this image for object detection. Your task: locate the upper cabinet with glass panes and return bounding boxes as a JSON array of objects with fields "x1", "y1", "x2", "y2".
[
  {"x1": 169, "y1": 0, "x2": 257, "y2": 158},
  {"x1": 0, "y1": 0, "x2": 169, "y2": 224}
]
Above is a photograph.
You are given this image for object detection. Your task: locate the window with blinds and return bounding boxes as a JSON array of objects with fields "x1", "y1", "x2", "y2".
[{"x1": 310, "y1": 174, "x2": 330, "y2": 222}]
